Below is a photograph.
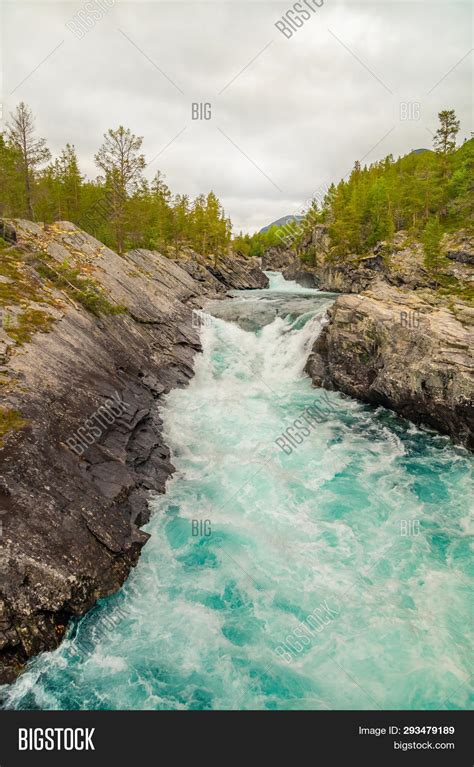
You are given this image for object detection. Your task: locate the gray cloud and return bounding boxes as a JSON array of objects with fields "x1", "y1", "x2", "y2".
[{"x1": 1, "y1": 0, "x2": 472, "y2": 233}]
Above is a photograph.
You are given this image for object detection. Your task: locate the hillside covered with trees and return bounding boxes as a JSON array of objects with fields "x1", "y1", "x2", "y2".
[
  {"x1": 242, "y1": 111, "x2": 473, "y2": 271},
  {"x1": 233, "y1": 222, "x2": 300, "y2": 259},
  {"x1": 318, "y1": 111, "x2": 472, "y2": 263},
  {"x1": 0, "y1": 103, "x2": 232, "y2": 257}
]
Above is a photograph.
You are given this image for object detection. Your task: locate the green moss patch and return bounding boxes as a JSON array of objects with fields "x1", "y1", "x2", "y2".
[
  {"x1": 1, "y1": 243, "x2": 126, "y2": 352},
  {"x1": 432, "y1": 274, "x2": 474, "y2": 306},
  {"x1": 4, "y1": 309, "x2": 55, "y2": 345},
  {"x1": 0, "y1": 247, "x2": 58, "y2": 345},
  {"x1": 36, "y1": 259, "x2": 125, "y2": 317},
  {"x1": 0, "y1": 248, "x2": 44, "y2": 305},
  {"x1": 0, "y1": 407, "x2": 28, "y2": 445}
]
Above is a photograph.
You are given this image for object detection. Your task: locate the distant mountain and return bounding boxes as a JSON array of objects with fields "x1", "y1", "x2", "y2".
[
  {"x1": 409, "y1": 148, "x2": 430, "y2": 155},
  {"x1": 260, "y1": 215, "x2": 304, "y2": 233}
]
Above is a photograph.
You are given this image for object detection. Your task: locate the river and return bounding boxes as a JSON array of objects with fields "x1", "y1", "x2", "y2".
[{"x1": 3, "y1": 272, "x2": 472, "y2": 710}]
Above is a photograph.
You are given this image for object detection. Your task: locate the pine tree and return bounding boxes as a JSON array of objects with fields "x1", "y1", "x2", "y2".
[
  {"x1": 58, "y1": 144, "x2": 83, "y2": 221},
  {"x1": 171, "y1": 194, "x2": 190, "y2": 255},
  {"x1": 0, "y1": 133, "x2": 24, "y2": 217},
  {"x1": 422, "y1": 216, "x2": 444, "y2": 273},
  {"x1": 150, "y1": 171, "x2": 172, "y2": 248},
  {"x1": 433, "y1": 110, "x2": 460, "y2": 155},
  {"x1": 95, "y1": 126, "x2": 145, "y2": 253},
  {"x1": 6, "y1": 102, "x2": 51, "y2": 219},
  {"x1": 190, "y1": 194, "x2": 207, "y2": 255}
]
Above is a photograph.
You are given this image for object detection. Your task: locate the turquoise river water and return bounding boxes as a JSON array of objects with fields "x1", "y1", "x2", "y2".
[{"x1": 2, "y1": 272, "x2": 473, "y2": 710}]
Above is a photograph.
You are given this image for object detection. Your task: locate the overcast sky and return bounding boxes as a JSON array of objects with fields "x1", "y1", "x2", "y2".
[{"x1": 1, "y1": 0, "x2": 472, "y2": 233}]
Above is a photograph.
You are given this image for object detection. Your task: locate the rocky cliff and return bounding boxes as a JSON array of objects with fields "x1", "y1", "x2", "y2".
[
  {"x1": 0, "y1": 219, "x2": 268, "y2": 683},
  {"x1": 305, "y1": 283, "x2": 474, "y2": 448},
  {"x1": 264, "y1": 227, "x2": 473, "y2": 447},
  {"x1": 169, "y1": 247, "x2": 268, "y2": 292},
  {"x1": 265, "y1": 227, "x2": 474, "y2": 294}
]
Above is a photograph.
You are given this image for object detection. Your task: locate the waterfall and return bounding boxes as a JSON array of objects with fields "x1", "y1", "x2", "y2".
[{"x1": 3, "y1": 274, "x2": 472, "y2": 711}]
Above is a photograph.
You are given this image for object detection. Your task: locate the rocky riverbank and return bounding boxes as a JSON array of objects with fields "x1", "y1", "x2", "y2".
[
  {"x1": 263, "y1": 227, "x2": 474, "y2": 293},
  {"x1": 264, "y1": 227, "x2": 473, "y2": 448},
  {"x1": 0, "y1": 219, "x2": 268, "y2": 683},
  {"x1": 305, "y1": 282, "x2": 474, "y2": 448}
]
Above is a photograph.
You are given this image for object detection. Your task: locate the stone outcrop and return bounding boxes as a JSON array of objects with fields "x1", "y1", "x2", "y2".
[
  {"x1": 444, "y1": 230, "x2": 474, "y2": 266},
  {"x1": 0, "y1": 219, "x2": 268, "y2": 683},
  {"x1": 261, "y1": 223, "x2": 474, "y2": 447},
  {"x1": 262, "y1": 246, "x2": 298, "y2": 272},
  {"x1": 262, "y1": 246, "x2": 320, "y2": 288},
  {"x1": 266, "y1": 227, "x2": 474, "y2": 294},
  {"x1": 207, "y1": 255, "x2": 269, "y2": 290},
  {"x1": 263, "y1": 231, "x2": 473, "y2": 447},
  {"x1": 172, "y1": 248, "x2": 269, "y2": 291},
  {"x1": 305, "y1": 283, "x2": 474, "y2": 449}
]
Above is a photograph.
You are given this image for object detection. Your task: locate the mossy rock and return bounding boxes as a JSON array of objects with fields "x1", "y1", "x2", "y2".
[
  {"x1": 4, "y1": 308, "x2": 55, "y2": 346},
  {"x1": 0, "y1": 407, "x2": 28, "y2": 445},
  {"x1": 36, "y1": 258, "x2": 125, "y2": 317}
]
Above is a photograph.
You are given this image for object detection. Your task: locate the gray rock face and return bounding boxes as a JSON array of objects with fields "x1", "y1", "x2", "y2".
[
  {"x1": 285, "y1": 258, "x2": 376, "y2": 292},
  {"x1": 170, "y1": 250, "x2": 269, "y2": 291},
  {"x1": 283, "y1": 239, "x2": 432, "y2": 293},
  {"x1": 305, "y1": 285, "x2": 474, "y2": 449},
  {"x1": 207, "y1": 255, "x2": 269, "y2": 290},
  {"x1": 176, "y1": 259, "x2": 227, "y2": 294},
  {"x1": 262, "y1": 247, "x2": 297, "y2": 271},
  {"x1": 277, "y1": 227, "x2": 474, "y2": 293},
  {"x1": 261, "y1": 247, "x2": 321, "y2": 287},
  {"x1": 262, "y1": 225, "x2": 474, "y2": 448},
  {"x1": 444, "y1": 230, "x2": 474, "y2": 265},
  {"x1": 447, "y1": 250, "x2": 474, "y2": 265},
  {"x1": 0, "y1": 219, "x2": 268, "y2": 683}
]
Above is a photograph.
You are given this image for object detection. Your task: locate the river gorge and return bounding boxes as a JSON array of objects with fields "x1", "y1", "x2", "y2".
[{"x1": 2, "y1": 272, "x2": 472, "y2": 711}]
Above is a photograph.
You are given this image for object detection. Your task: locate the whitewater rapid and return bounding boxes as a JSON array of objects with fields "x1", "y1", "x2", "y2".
[{"x1": 3, "y1": 274, "x2": 472, "y2": 710}]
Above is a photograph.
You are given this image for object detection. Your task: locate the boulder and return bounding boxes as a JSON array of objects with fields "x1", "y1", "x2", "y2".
[{"x1": 306, "y1": 284, "x2": 474, "y2": 449}]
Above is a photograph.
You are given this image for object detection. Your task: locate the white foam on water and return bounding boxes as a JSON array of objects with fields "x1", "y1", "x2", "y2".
[
  {"x1": 264, "y1": 270, "x2": 321, "y2": 294},
  {"x1": 3, "y1": 274, "x2": 472, "y2": 711}
]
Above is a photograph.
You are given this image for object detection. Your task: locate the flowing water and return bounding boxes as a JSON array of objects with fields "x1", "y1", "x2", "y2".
[{"x1": 3, "y1": 272, "x2": 473, "y2": 710}]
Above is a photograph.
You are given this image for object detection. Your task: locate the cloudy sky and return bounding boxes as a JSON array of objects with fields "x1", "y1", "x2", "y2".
[{"x1": 1, "y1": 0, "x2": 472, "y2": 232}]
